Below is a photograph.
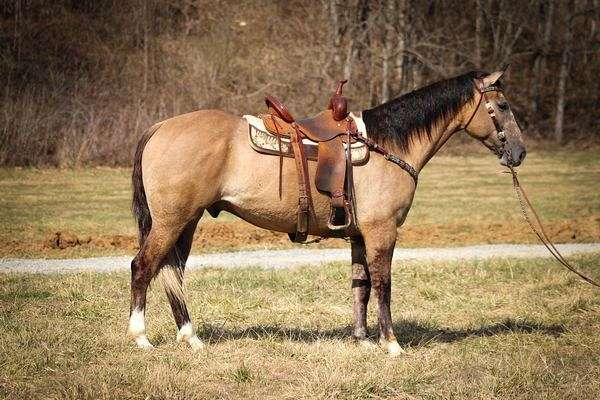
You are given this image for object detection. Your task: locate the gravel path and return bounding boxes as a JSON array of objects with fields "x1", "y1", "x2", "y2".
[{"x1": 1, "y1": 243, "x2": 599, "y2": 274}]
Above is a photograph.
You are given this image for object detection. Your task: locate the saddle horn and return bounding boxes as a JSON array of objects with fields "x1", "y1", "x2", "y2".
[{"x1": 329, "y1": 80, "x2": 349, "y2": 121}]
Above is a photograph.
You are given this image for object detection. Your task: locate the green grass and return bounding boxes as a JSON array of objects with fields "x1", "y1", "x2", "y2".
[
  {"x1": 413, "y1": 149, "x2": 600, "y2": 225},
  {"x1": 0, "y1": 168, "x2": 134, "y2": 239},
  {"x1": 1, "y1": 254, "x2": 599, "y2": 399},
  {"x1": 0, "y1": 167, "x2": 235, "y2": 240},
  {"x1": 0, "y1": 149, "x2": 598, "y2": 258}
]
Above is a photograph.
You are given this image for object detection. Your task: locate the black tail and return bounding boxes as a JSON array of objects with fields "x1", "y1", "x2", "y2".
[{"x1": 132, "y1": 124, "x2": 161, "y2": 247}]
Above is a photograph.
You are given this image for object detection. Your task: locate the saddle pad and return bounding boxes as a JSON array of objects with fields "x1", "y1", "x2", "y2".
[{"x1": 243, "y1": 114, "x2": 369, "y2": 165}]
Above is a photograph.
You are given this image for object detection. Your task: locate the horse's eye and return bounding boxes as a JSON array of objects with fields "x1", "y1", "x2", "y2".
[{"x1": 498, "y1": 102, "x2": 509, "y2": 112}]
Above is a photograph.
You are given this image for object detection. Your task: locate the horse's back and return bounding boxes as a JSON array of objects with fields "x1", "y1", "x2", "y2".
[{"x1": 146, "y1": 109, "x2": 241, "y2": 150}]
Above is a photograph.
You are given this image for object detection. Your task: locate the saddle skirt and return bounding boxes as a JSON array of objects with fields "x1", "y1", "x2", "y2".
[{"x1": 243, "y1": 113, "x2": 370, "y2": 165}]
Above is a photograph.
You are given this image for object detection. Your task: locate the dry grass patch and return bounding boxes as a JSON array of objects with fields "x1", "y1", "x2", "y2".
[
  {"x1": 1, "y1": 150, "x2": 599, "y2": 258},
  {"x1": 1, "y1": 253, "x2": 599, "y2": 399}
]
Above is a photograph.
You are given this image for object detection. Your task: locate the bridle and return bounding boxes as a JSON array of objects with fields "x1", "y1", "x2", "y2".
[
  {"x1": 463, "y1": 81, "x2": 600, "y2": 288},
  {"x1": 463, "y1": 79, "x2": 508, "y2": 159}
]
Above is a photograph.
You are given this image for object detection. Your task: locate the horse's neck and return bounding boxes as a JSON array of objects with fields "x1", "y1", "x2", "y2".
[{"x1": 405, "y1": 115, "x2": 462, "y2": 172}]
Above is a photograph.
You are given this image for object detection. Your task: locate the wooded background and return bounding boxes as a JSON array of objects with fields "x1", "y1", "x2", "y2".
[{"x1": 1, "y1": 0, "x2": 598, "y2": 166}]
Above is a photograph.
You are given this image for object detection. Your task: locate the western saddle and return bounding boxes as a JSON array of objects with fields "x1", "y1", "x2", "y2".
[{"x1": 260, "y1": 80, "x2": 358, "y2": 242}]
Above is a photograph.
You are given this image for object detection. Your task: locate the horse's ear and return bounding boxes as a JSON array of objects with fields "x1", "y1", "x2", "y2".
[{"x1": 483, "y1": 69, "x2": 506, "y2": 87}]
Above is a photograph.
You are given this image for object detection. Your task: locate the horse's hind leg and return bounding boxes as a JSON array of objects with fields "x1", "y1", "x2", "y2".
[
  {"x1": 128, "y1": 223, "x2": 186, "y2": 349},
  {"x1": 160, "y1": 215, "x2": 203, "y2": 351}
]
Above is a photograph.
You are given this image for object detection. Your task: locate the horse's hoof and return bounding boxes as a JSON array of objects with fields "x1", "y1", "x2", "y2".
[
  {"x1": 357, "y1": 339, "x2": 378, "y2": 349},
  {"x1": 176, "y1": 323, "x2": 204, "y2": 352},
  {"x1": 381, "y1": 339, "x2": 405, "y2": 357},
  {"x1": 134, "y1": 335, "x2": 154, "y2": 350},
  {"x1": 186, "y1": 336, "x2": 205, "y2": 352}
]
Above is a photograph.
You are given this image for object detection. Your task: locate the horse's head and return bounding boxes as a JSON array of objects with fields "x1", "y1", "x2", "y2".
[{"x1": 463, "y1": 68, "x2": 526, "y2": 167}]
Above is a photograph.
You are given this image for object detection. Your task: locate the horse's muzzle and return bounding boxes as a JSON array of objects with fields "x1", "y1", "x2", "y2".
[{"x1": 500, "y1": 147, "x2": 527, "y2": 167}]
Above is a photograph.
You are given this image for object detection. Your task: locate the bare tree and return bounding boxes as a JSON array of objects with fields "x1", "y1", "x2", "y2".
[
  {"x1": 554, "y1": 0, "x2": 574, "y2": 143},
  {"x1": 530, "y1": 0, "x2": 555, "y2": 119},
  {"x1": 475, "y1": 0, "x2": 484, "y2": 67},
  {"x1": 1, "y1": 0, "x2": 598, "y2": 166},
  {"x1": 329, "y1": 0, "x2": 342, "y2": 67},
  {"x1": 343, "y1": 0, "x2": 371, "y2": 80},
  {"x1": 381, "y1": 0, "x2": 395, "y2": 102},
  {"x1": 394, "y1": 0, "x2": 411, "y2": 93}
]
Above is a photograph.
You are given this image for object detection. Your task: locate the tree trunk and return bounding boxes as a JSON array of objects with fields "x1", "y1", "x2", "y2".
[
  {"x1": 394, "y1": 0, "x2": 407, "y2": 91},
  {"x1": 401, "y1": 0, "x2": 414, "y2": 92},
  {"x1": 329, "y1": 0, "x2": 342, "y2": 68},
  {"x1": 554, "y1": 0, "x2": 573, "y2": 143},
  {"x1": 343, "y1": 0, "x2": 370, "y2": 81},
  {"x1": 343, "y1": 39, "x2": 357, "y2": 80},
  {"x1": 367, "y1": 8, "x2": 377, "y2": 107},
  {"x1": 381, "y1": 0, "x2": 395, "y2": 102},
  {"x1": 475, "y1": 0, "x2": 483, "y2": 67},
  {"x1": 530, "y1": 0, "x2": 555, "y2": 120}
]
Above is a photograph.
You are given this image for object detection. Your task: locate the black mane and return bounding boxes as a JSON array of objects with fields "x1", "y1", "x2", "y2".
[{"x1": 362, "y1": 71, "x2": 488, "y2": 152}]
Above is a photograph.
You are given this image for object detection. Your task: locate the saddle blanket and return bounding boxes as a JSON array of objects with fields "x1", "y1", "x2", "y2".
[{"x1": 243, "y1": 113, "x2": 370, "y2": 165}]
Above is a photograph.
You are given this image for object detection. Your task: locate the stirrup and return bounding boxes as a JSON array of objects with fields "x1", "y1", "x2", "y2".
[{"x1": 327, "y1": 203, "x2": 353, "y2": 231}]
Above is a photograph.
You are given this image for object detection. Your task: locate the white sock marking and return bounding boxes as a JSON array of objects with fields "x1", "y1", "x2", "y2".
[
  {"x1": 177, "y1": 322, "x2": 204, "y2": 351},
  {"x1": 381, "y1": 339, "x2": 404, "y2": 357},
  {"x1": 129, "y1": 308, "x2": 153, "y2": 349}
]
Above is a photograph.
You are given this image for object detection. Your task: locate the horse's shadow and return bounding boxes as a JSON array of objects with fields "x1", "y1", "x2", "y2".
[{"x1": 197, "y1": 318, "x2": 565, "y2": 347}]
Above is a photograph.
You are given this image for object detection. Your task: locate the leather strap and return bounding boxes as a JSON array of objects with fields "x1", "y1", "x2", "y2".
[
  {"x1": 463, "y1": 80, "x2": 506, "y2": 150},
  {"x1": 288, "y1": 124, "x2": 311, "y2": 242},
  {"x1": 468, "y1": 80, "x2": 599, "y2": 288},
  {"x1": 270, "y1": 115, "x2": 284, "y2": 199},
  {"x1": 509, "y1": 166, "x2": 600, "y2": 288},
  {"x1": 350, "y1": 131, "x2": 419, "y2": 184},
  {"x1": 345, "y1": 120, "x2": 356, "y2": 228}
]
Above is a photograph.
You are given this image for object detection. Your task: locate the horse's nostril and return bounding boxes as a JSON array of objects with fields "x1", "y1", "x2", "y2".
[{"x1": 519, "y1": 150, "x2": 527, "y2": 161}]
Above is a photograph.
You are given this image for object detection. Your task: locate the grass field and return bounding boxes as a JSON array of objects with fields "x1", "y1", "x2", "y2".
[
  {"x1": 1, "y1": 149, "x2": 599, "y2": 258},
  {"x1": 1, "y1": 254, "x2": 599, "y2": 399},
  {"x1": 1, "y1": 149, "x2": 599, "y2": 399}
]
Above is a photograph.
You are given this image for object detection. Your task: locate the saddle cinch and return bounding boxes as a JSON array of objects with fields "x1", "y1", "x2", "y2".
[{"x1": 258, "y1": 80, "x2": 360, "y2": 243}]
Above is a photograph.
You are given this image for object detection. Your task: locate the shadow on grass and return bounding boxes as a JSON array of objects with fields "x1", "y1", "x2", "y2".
[
  {"x1": 392, "y1": 318, "x2": 565, "y2": 347},
  {"x1": 197, "y1": 318, "x2": 565, "y2": 347}
]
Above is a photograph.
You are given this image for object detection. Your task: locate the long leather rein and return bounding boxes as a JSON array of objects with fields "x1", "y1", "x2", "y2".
[
  {"x1": 467, "y1": 80, "x2": 600, "y2": 288},
  {"x1": 509, "y1": 166, "x2": 600, "y2": 288}
]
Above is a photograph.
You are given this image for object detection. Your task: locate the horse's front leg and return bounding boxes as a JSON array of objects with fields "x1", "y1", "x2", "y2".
[
  {"x1": 363, "y1": 223, "x2": 404, "y2": 356},
  {"x1": 350, "y1": 236, "x2": 370, "y2": 341}
]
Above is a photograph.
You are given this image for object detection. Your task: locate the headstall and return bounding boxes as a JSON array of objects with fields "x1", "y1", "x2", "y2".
[{"x1": 464, "y1": 80, "x2": 507, "y2": 157}]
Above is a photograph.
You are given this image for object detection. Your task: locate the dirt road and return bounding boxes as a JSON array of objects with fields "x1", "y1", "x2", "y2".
[{"x1": 1, "y1": 243, "x2": 599, "y2": 274}]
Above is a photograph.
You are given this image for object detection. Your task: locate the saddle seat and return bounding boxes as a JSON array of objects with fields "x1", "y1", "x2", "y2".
[
  {"x1": 263, "y1": 95, "x2": 356, "y2": 143},
  {"x1": 297, "y1": 111, "x2": 355, "y2": 142},
  {"x1": 259, "y1": 80, "x2": 359, "y2": 242}
]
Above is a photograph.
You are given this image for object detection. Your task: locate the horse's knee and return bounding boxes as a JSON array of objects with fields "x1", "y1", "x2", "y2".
[
  {"x1": 130, "y1": 253, "x2": 152, "y2": 285},
  {"x1": 130, "y1": 256, "x2": 139, "y2": 274}
]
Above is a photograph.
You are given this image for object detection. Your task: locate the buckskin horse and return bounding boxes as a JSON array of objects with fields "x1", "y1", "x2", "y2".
[{"x1": 128, "y1": 69, "x2": 526, "y2": 355}]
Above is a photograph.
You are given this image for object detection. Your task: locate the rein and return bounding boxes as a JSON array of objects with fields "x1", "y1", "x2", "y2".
[
  {"x1": 508, "y1": 166, "x2": 600, "y2": 288},
  {"x1": 469, "y1": 80, "x2": 599, "y2": 287}
]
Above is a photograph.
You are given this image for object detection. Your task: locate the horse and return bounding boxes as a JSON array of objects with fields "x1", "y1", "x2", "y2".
[{"x1": 127, "y1": 69, "x2": 526, "y2": 356}]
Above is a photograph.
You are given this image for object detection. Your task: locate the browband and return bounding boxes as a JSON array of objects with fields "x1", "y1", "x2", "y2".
[{"x1": 482, "y1": 85, "x2": 502, "y2": 93}]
